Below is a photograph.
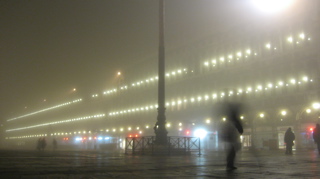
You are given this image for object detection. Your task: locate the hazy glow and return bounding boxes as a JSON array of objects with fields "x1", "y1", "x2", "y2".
[
  {"x1": 194, "y1": 129, "x2": 207, "y2": 139},
  {"x1": 281, "y1": 110, "x2": 287, "y2": 116},
  {"x1": 251, "y1": 0, "x2": 295, "y2": 13},
  {"x1": 265, "y1": 43, "x2": 271, "y2": 49},
  {"x1": 312, "y1": 103, "x2": 320, "y2": 109}
]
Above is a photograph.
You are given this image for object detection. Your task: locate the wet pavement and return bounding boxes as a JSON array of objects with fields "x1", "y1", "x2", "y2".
[{"x1": 0, "y1": 148, "x2": 319, "y2": 178}]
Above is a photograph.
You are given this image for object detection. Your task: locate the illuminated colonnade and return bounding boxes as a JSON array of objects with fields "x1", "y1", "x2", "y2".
[
  {"x1": 6, "y1": 99, "x2": 82, "y2": 122},
  {"x1": 5, "y1": 30, "x2": 318, "y2": 143}
]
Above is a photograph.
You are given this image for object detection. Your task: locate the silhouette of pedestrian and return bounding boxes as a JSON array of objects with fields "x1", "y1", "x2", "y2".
[
  {"x1": 284, "y1": 127, "x2": 295, "y2": 154},
  {"x1": 37, "y1": 138, "x2": 42, "y2": 151},
  {"x1": 41, "y1": 137, "x2": 47, "y2": 151},
  {"x1": 52, "y1": 138, "x2": 57, "y2": 151},
  {"x1": 217, "y1": 101, "x2": 243, "y2": 170},
  {"x1": 313, "y1": 123, "x2": 320, "y2": 154}
]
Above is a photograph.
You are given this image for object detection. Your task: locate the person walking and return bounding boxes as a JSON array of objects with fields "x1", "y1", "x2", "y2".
[
  {"x1": 313, "y1": 123, "x2": 320, "y2": 154},
  {"x1": 284, "y1": 127, "x2": 295, "y2": 154},
  {"x1": 217, "y1": 102, "x2": 243, "y2": 170}
]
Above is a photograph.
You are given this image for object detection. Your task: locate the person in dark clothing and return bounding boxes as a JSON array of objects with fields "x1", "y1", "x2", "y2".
[
  {"x1": 217, "y1": 102, "x2": 244, "y2": 170},
  {"x1": 284, "y1": 127, "x2": 295, "y2": 154},
  {"x1": 52, "y1": 138, "x2": 57, "y2": 151},
  {"x1": 313, "y1": 123, "x2": 320, "y2": 154}
]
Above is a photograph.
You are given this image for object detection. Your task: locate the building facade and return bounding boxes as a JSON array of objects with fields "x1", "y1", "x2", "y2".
[{"x1": 4, "y1": 1, "x2": 320, "y2": 151}]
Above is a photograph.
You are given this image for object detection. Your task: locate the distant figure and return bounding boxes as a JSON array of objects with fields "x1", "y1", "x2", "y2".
[
  {"x1": 284, "y1": 127, "x2": 295, "y2": 155},
  {"x1": 52, "y1": 138, "x2": 57, "y2": 151},
  {"x1": 313, "y1": 124, "x2": 320, "y2": 154},
  {"x1": 37, "y1": 138, "x2": 42, "y2": 151},
  {"x1": 217, "y1": 101, "x2": 244, "y2": 170},
  {"x1": 36, "y1": 137, "x2": 47, "y2": 151},
  {"x1": 42, "y1": 137, "x2": 47, "y2": 151}
]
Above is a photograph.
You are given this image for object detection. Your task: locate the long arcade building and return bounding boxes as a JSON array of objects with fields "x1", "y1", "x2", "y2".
[{"x1": 4, "y1": 1, "x2": 320, "y2": 150}]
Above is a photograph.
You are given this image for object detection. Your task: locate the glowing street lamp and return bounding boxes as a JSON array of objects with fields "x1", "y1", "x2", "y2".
[
  {"x1": 259, "y1": 113, "x2": 265, "y2": 118},
  {"x1": 312, "y1": 102, "x2": 320, "y2": 109}
]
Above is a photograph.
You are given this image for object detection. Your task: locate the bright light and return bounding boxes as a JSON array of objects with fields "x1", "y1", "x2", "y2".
[
  {"x1": 312, "y1": 103, "x2": 320, "y2": 109},
  {"x1": 117, "y1": 72, "x2": 121, "y2": 76},
  {"x1": 281, "y1": 110, "x2": 287, "y2": 116},
  {"x1": 306, "y1": 109, "x2": 311, "y2": 113},
  {"x1": 194, "y1": 129, "x2": 207, "y2": 139},
  {"x1": 302, "y1": 76, "x2": 308, "y2": 82},
  {"x1": 259, "y1": 113, "x2": 265, "y2": 118},
  {"x1": 278, "y1": 81, "x2": 284, "y2": 86},
  {"x1": 251, "y1": 0, "x2": 295, "y2": 14},
  {"x1": 265, "y1": 43, "x2": 271, "y2": 49}
]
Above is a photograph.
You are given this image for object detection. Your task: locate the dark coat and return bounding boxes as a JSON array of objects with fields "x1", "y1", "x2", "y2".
[
  {"x1": 313, "y1": 125, "x2": 320, "y2": 143},
  {"x1": 284, "y1": 128, "x2": 295, "y2": 146}
]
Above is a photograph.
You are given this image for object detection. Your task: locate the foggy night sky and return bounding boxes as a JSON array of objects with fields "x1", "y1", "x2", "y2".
[{"x1": 0, "y1": 0, "x2": 289, "y2": 121}]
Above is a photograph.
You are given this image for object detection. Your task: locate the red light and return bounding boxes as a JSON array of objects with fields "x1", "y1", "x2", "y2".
[
  {"x1": 310, "y1": 128, "x2": 313, "y2": 131},
  {"x1": 129, "y1": 135, "x2": 132, "y2": 137},
  {"x1": 186, "y1": 130, "x2": 190, "y2": 135},
  {"x1": 83, "y1": 137, "x2": 86, "y2": 140},
  {"x1": 94, "y1": 137, "x2": 97, "y2": 140},
  {"x1": 135, "y1": 134, "x2": 138, "y2": 137},
  {"x1": 66, "y1": 138, "x2": 69, "y2": 140}
]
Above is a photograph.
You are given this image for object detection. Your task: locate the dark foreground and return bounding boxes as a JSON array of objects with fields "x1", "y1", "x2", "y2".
[{"x1": 0, "y1": 149, "x2": 319, "y2": 178}]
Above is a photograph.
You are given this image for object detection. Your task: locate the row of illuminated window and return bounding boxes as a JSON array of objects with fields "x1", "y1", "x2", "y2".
[
  {"x1": 93, "y1": 32, "x2": 310, "y2": 101},
  {"x1": 109, "y1": 75, "x2": 312, "y2": 116},
  {"x1": 7, "y1": 99, "x2": 83, "y2": 122},
  {"x1": 8, "y1": 104, "x2": 320, "y2": 140},
  {"x1": 7, "y1": 33, "x2": 311, "y2": 123},
  {"x1": 6, "y1": 114, "x2": 105, "y2": 132},
  {"x1": 6, "y1": 133, "x2": 47, "y2": 140},
  {"x1": 92, "y1": 68, "x2": 188, "y2": 98},
  {"x1": 203, "y1": 32, "x2": 310, "y2": 68}
]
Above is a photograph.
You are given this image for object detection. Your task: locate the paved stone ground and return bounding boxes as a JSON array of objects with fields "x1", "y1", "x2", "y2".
[{"x1": 0, "y1": 148, "x2": 319, "y2": 178}]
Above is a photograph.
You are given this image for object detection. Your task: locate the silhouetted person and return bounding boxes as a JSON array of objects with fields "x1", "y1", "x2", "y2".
[
  {"x1": 37, "y1": 138, "x2": 42, "y2": 151},
  {"x1": 313, "y1": 124, "x2": 320, "y2": 154},
  {"x1": 52, "y1": 138, "x2": 57, "y2": 151},
  {"x1": 217, "y1": 102, "x2": 243, "y2": 170},
  {"x1": 284, "y1": 127, "x2": 295, "y2": 154}
]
